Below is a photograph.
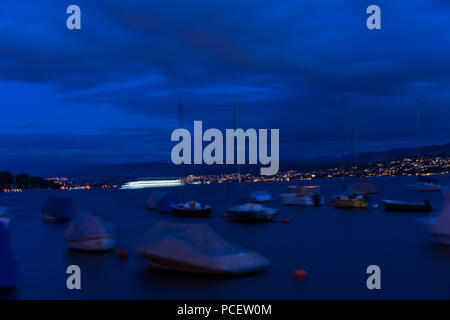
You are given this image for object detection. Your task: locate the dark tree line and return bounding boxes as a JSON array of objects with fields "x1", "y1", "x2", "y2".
[{"x1": 0, "y1": 171, "x2": 60, "y2": 190}]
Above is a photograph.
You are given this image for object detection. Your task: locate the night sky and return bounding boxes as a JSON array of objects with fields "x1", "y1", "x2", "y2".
[{"x1": 1, "y1": 0, "x2": 450, "y2": 175}]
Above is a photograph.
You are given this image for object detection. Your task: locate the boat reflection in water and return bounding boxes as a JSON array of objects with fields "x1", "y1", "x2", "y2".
[{"x1": 121, "y1": 178, "x2": 182, "y2": 190}]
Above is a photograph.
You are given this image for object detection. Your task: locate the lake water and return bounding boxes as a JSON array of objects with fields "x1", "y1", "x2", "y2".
[{"x1": 1, "y1": 175, "x2": 449, "y2": 299}]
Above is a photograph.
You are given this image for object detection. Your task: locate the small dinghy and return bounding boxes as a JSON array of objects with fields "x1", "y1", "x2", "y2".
[
  {"x1": 425, "y1": 190, "x2": 450, "y2": 245},
  {"x1": 0, "y1": 207, "x2": 10, "y2": 228},
  {"x1": 382, "y1": 200, "x2": 433, "y2": 212},
  {"x1": 0, "y1": 223, "x2": 18, "y2": 289},
  {"x1": 41, "y1": 196, "x2": 75, "y2": 222},
  {"x1": 249, "y1": 191, "x2": 272, "y2": 203},
  {"x1": 136, "y1": 221, "x2": 270, "y2": 275},
  {"x1": 280, "y1": 185, "x2": 324, "y2": 206},
  {"x1": 171, "y1": 201, "x2": 212, "y2": 217},
  {"x1": 227, "y1": 203, "x2": 278, "y2": 222},
  {"x1": 334, "y1": 190, "x2": 368, "y2": 209},
  {"x1": 64, "y1": 212, "x2": 116, "y2": 252},
  {"x1": 405, "y1": 182, "x2": 441, "y2": 192}
]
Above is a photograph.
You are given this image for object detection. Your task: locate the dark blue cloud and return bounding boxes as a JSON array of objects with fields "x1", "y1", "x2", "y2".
[{"x1": 1, "y1": 0, "x2": 450, "y2": 174}]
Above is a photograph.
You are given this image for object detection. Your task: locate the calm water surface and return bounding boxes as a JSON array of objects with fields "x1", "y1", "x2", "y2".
[{"x1": 1, "y1": 176, "x2": 449, "y2": 299}]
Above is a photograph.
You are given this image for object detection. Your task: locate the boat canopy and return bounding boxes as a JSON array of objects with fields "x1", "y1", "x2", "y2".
[
  {"x1": 349, "y1": 182, "x2": 377, "y2": 194},
  {"x1": 136, "y1": 221, "x2": 270, "y2": 275},
  {"x1": 41, "y1": 196, "x2": 75, "y2": 220},
  {"x1": 64, "y1": 212, "x2": 114, "y2": 242},
  {"x1": 0, "y1": 223, "x2": 18, "y2": 288}
]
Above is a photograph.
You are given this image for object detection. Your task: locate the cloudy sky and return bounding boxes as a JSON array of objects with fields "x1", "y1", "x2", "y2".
[{"x1": 1, "y1": 0, "x2": 450, "y2": 175}]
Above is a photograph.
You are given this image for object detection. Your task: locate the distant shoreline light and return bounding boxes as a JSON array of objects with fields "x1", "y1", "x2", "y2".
[{"x1": 120, "y1": 179, "x2": 182, "y2": 190}]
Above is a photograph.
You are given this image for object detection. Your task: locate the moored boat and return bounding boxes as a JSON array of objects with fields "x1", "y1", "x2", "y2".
[
  {"x1": 280, "y1": 185, "x2": 324, "y2": 206},
  {"x1": 136, "y1": 221, "x2": 270, "y2": 275},
  {"x1": 227, "y1": 203, "x2": 278, "y2": 222},
  {"x1": 171, "y1": 201, "x2": 212, "y2": 217},
  {"x1": 382, "y1": 199, "x2": 433, "y2": 212},
  {"x1": 405, "y1": 182, "x2": 441, "y2": 192},
  {"x1": 334, "y1": 190, "x2": 368, "y2": 209},
  {"x1": 64, "y1": 212, "x2": 116, "y2": 252},
  {"x1": 41, "y1": 196, "x2": 75, "y2": 222},
  {"x1": 425, "y1": 190, "x2": 450, "y2": 245}
]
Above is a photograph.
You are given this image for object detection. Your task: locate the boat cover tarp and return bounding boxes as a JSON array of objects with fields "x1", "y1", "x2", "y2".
[
  {"x1": 0, "y1": 223, "x2": 18, "y2": 288},
  {"x1": 64, "y1": 212, "x2": 114, "y2": 241},
  {"x1": 136, "y1": 221, "x2": 270, "y2": 275},
  {"x1": 41, "y1": 196, "x2": 75, "y2": 220},
  {"x1": 427, "y1": 190, "x2": 450, "y2": 237},
  {"x1": 349, "y1": 182, "x2": 377, "y2": 194}
]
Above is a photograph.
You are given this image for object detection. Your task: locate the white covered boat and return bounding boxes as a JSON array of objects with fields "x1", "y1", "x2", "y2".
[
  {"x1": 406, "y1": 182, "x2": 441, "y2": 192},
  {"x1": 64, "y1": 212, "x2": 116, "y2": 252},
  {"x1": 280, "y1": 185, "x2": 324, "y2": 206},
  {"x1": 425, "y1": 190, "x2": 450, "y2": 245},
  {"x1": 136, "y1": 221, "x2": 270, "y2": 275},
  {"x1": 227, "y1": 203, "x2": 278, "y2": 222}
]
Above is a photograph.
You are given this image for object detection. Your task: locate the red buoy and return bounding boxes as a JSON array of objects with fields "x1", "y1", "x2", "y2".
[
  {"x1": 293, "y1": 269, "x2": 307, "y2": 279},
  {"x1": 282, "y1": 218, "x2": 290, "y2": 223},
  {"x1": 328, "y1": 201, "x2": 334, "y2": 207},
  {"x1": 117, "y1": 249, "x2": 129, "y2": 260},
  {"x1": 221, "y1": 212, "x2": 228, "y2": 218}
]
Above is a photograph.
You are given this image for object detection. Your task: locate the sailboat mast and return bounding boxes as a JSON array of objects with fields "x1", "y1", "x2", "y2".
[
  {"x1": 416, "y1": 98, "x2": 421, "y2": 159},
  {"x1": 234, "y1": 83, "x2": 242, "y2": 187},
  {"x1": 340, "y1": 98, "x2": 346, "y2": 176},
  {"x1": 178, "y1": 102, "x2": 184, "y2": 202},
  {"x1": 354, "y1": 115, "x2": 358, "y2": 177}
]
